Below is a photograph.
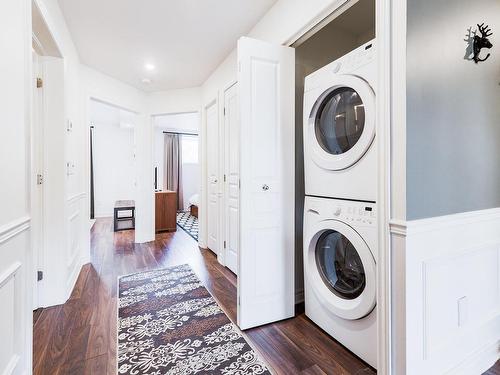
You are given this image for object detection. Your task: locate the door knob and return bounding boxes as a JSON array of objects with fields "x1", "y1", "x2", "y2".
[{"x1": 262, "y1": 184, "x2": 269, "y2": 191}]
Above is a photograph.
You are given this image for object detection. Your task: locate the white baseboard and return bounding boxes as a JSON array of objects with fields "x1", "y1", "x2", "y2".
[
  {"x1": 446, "y1": 339, "x2": 499, "y2": 375},
  {"x1": 66, "y1": 256, "x2": 86, "y2": 300}
]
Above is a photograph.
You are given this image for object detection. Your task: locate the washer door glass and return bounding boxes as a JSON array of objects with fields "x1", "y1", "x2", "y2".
[
  {"x1": 315, "y1": 87, "x2": 365, "y2": 155},
  {"x1": 315, "y1": 230, "x2": 366, "y2": 300}
]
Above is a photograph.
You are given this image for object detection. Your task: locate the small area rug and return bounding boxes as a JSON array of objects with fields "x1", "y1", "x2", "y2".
[
  {"x1": 118, "y1": 264, "x2": 272, "y2": 375},
  {"x1": 176, "y1": 211, "x2": 199, "y2": 241}
]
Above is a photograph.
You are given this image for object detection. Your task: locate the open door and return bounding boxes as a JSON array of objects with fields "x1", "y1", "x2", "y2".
[
  {"x1": 237, "y1": 37, "x2": 295, "y2": 329},
  {"x1": 224, "y1": 83, "x2": 239, "y2": 275}
]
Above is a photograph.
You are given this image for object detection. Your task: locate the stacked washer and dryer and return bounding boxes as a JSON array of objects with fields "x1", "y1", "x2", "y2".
[{"x1": 303, "y1": 40, "x2": 378, "y2": 368}]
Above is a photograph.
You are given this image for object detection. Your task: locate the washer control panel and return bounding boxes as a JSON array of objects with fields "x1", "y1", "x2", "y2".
[
  {"x1": 306, "y1": 196, "x2": 377, "y2": 226},
  {"x1": 330, "y1": 200, "x2": 376, "y2": 226}
]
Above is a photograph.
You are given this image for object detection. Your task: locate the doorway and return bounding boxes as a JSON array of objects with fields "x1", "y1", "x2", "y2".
[
  {"x1": 31, "y1": 2, "x2": 64, "y2": 309},
  {"x1": 88, "y1": 99, "x2": 137, "y2": 228},
  {"x1": 152, "y1": 112, "x2": 200, "y2": 239}
]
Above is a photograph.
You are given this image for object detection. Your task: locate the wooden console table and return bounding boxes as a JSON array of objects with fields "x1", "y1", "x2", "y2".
[
  {"x1": 155, "y1": 191, "x2": 177, "y2": 232},
  {"x1": 114, "y1": 200, "x2": 135, "y2": 232}
]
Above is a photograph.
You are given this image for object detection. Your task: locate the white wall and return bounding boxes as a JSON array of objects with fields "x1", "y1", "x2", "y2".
[
  {"x1": 0, "y1": 0, "x2": 32, "y2": 373},
  {"x1": 91, "y1": 100, "x2": 136, "y2": 217},
  {"x1": 148, "y1": 87, "x2": 201, "y2": 115}
]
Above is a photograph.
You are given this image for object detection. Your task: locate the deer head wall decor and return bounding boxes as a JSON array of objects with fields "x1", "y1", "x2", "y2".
[{"x1": 473, "y1": 23, "x2": 493, "y2": 63}]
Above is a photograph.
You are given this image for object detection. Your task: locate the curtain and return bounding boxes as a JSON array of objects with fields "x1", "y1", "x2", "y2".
[{"x1": 163, "y1": 133, "x2": 183, "y2": 210}]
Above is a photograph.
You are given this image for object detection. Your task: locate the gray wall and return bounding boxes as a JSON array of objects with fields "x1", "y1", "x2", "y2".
[{"x1": 407, "y1": 0, "x2": 500, "y2": 220}]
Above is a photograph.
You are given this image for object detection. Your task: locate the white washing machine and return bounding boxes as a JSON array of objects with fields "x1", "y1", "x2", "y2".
[
  {"x1": 303, "y1": 195, "x2": 377, "y2": 368},
  {"x1": 304, "y1": 40, "x2": 377, "y2": 202}
]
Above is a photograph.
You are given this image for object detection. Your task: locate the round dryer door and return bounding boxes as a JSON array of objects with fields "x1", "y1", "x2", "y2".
[
  {"x1": 308, "y1": 75, "x2": 375, "y2": 171},
  {"x1": 305, "y1": 220, "x2": 376, "y2": 320}
]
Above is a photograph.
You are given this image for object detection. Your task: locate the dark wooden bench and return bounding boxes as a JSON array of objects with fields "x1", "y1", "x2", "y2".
[{"x1": 114, "y1": 200, "x2": 135, "y2": 232}]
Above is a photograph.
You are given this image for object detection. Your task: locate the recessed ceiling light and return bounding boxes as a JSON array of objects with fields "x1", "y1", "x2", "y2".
[
  {"x1": 142, "y1": 78, "x2": 152, "y2": 84},
  {"x1": 145, "y1": 63, "x2": 155, "y2": 71}
]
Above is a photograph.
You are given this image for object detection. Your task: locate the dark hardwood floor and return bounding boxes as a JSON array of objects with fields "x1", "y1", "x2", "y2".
[{"x1": 33, "y1": 218, "x2": 499, "y2": 374}]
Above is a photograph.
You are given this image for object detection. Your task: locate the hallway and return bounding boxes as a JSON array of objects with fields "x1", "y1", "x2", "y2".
[{"x1": 33, "y1": 219, "x2": 375, "y2": 374}]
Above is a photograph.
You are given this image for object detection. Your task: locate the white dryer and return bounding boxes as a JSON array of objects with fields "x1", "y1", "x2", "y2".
[
  {"x1": 303, "y1": 196, "x2": 377, "y2": 368},
  {"x1": 304, "y1": 40, "x2": 377, "y2": 202}
]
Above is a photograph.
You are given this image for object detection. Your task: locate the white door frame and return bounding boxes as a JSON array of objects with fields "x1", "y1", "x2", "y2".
[
  {"x1": 31, "y1": 1, "x2": 65, "y2": 309},
  {"x1": 222, "y1": 81, "x2": 238, "y2": 272},
  {"x1": 31, "y1": 50, "x2": 44, "y2": 310}
]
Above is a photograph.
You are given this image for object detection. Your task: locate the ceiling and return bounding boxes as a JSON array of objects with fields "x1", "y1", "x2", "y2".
[{"x1": 58, "y1": 0, "x2": 277, "y2": 92}]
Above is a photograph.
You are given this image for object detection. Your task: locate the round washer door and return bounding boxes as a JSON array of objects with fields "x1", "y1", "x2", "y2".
[
  {"x1": 307, "y1": 75, "x2": 375, "y2": 171},
  {"x1": 305, "y1": 220, "x2": 376, "y2": 320}
]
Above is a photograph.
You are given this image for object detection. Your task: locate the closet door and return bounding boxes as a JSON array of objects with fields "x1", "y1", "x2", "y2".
[
  {"x1": 237, "y1": 37, "x2": 295, "y2": 329},
  {"x1": 224, "y1": 83, "x2": 239, "y2": 275},
  {"x1": 206, "y1": 101, "x2": 219, "y2": 254}
]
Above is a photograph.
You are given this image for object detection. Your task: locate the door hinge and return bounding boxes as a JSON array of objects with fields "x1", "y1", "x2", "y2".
[
  {"x1": 223, "y1": 240, "x2": 226, "y2": 249},
  {"x1": 37, "y1": 174, "x2": 44, "y2": 185},
  {"x1": 36, "y1": 77, "x2": 43, "y2": 88},
  {"x1": 37, "y1": 271, "x2": 43, "y2": 281},
  {"x1": 224, "y1": 174, "x2": 226, "y2": 183},
  {"x1": 223, "y1": 107, "x2": 226, "y2": 116}
]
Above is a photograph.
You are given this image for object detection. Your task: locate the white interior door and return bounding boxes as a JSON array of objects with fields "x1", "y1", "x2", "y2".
[
  {"x1": 206, "y1": 101, "x2": 219, "y2": 253},
  {"x1": 224, "y1": 83, "x2": 239, "y2": 275},
  {"x1": 237, "y1": 37, "x2": 295, "y2": 329}
]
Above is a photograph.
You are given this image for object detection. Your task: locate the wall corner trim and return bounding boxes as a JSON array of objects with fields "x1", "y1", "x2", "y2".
[
  {"x1": 0, "y1": 261, "x2": 22, "y2": 289},
  {"x1": 0, "y1": 216, "x2": 31, "y2": 245},
  {"x1": 389, "y1": 219, "x2": 407, "y2": 237}
]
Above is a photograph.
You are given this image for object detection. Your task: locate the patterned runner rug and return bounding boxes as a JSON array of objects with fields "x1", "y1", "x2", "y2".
[
  {"x1": 176, "y1": 211, "x2": 199, "y2": 241},
  {"x1": 118, "y1": 264, "x2": 272, "y2": 375}
]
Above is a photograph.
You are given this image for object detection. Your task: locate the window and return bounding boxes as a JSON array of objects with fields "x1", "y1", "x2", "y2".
[{"x1": 181, "y1": 135, "x2": 198, "y2": 164}]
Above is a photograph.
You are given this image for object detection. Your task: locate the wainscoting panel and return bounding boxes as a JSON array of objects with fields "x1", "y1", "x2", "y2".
[
  {"x1": 405, "y1": 208, "x2": 500, "y2": 375},
  {"x1": 0, "y1": 218, "x2": 30, "y2": 375},
  {"x1": 65, "y1": 192, "x2": 87, "y2": 299},
  {"x1": 0, "y1": 263, "x2": 20, "y2": 374}
]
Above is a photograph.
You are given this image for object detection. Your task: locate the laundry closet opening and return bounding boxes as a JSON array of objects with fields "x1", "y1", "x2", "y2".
[{"x1": 292, "y1": 0, "x2": 376, "y2": 303}]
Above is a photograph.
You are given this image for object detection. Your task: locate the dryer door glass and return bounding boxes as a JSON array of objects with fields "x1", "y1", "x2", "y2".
[
  {"x1": 315, "y1": 230, "x2": 366, "y2": 300},
  {"x1": 315, "y1": 87, "x2": 365, "y2": 155}
]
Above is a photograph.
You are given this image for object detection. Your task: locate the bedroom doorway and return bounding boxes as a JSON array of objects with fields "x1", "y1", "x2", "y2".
[{"x1": 153, "y1": 112, "x2": 200, "y2": 241}]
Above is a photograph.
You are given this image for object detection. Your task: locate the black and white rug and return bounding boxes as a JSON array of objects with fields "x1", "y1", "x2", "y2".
[
  {"x1": 176, "y1": 211, "x2": 198, "y2": 241},
  {"x1": 117, "y1": 264, "x2": 272, "y2": 375}
]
